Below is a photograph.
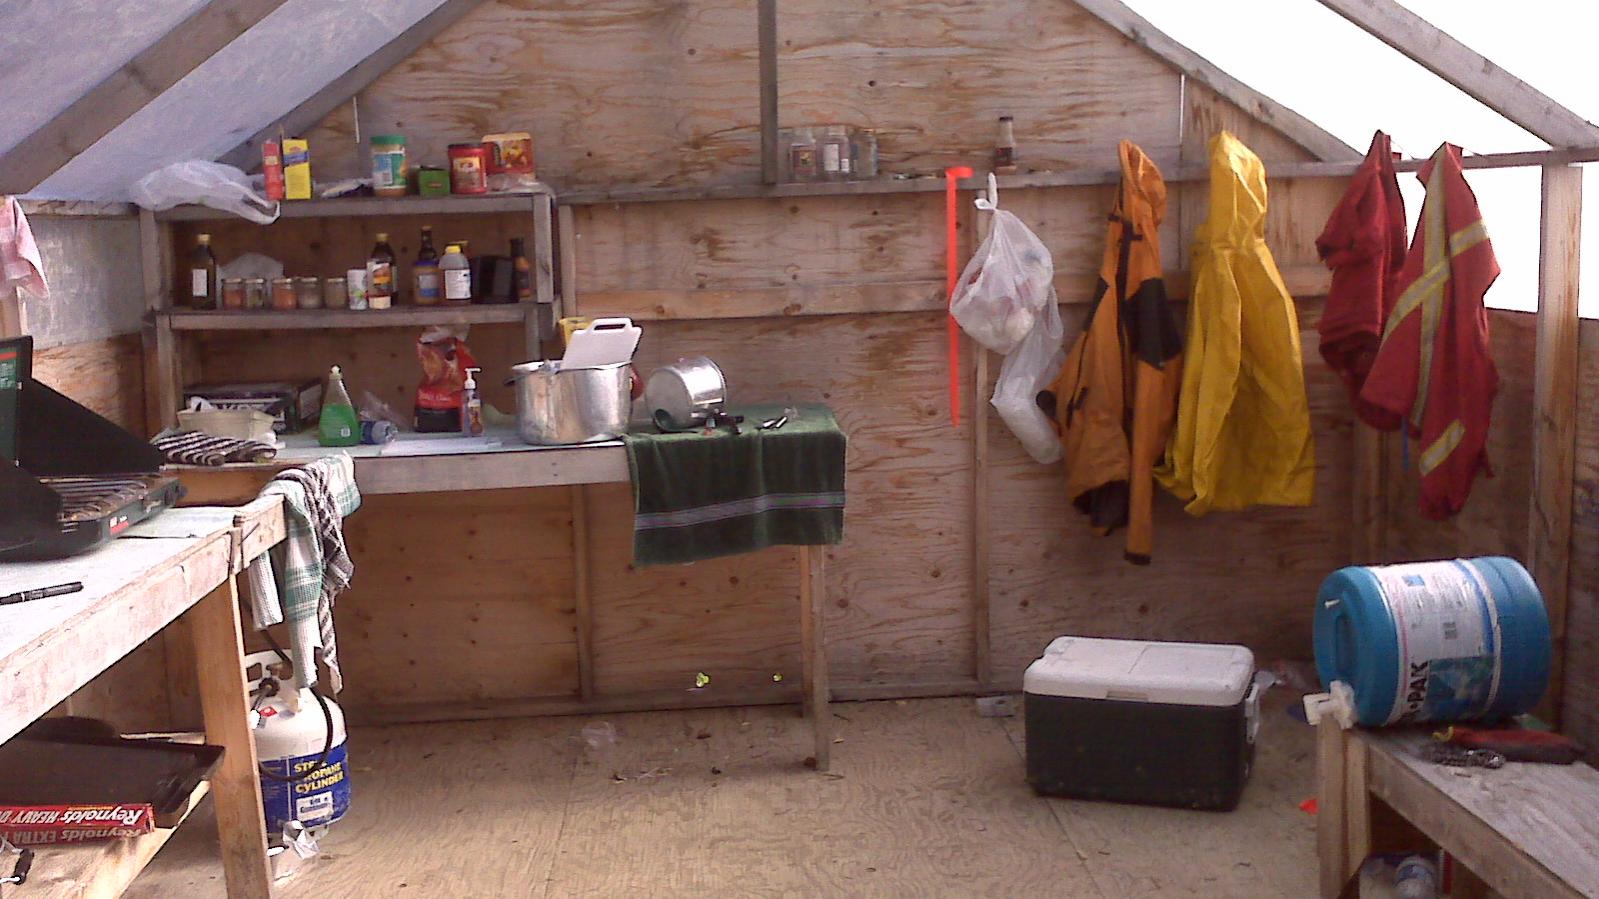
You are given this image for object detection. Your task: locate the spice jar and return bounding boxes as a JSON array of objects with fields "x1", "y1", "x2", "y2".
[
  {"x1": 371, "y1": 134, "x2": 408, "y2": 198},
  {"x1": 448, "y1": 143, "x2": 489, "y2": 194},
  {"x1": 270, "y1": 277, "x2": 297, "y2": 311},
  {"x1": 295, "y1": 276, "x2": 323, "y2": 309},
  {"x1": 221, "y1": 278, "x2": 246, "y2": 310},
  {"x1": 323, "y1": 276, "x2": 348, "y2": 309},
  {"x1": 786, "y1": 126, "x2": 818, "y2": 182},
  {"x1": 243, "y1": 278, "x2": 267, "y2": 310}
]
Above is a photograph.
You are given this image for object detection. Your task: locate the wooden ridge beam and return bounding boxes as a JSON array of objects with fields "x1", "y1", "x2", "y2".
[
  {"x1": 1070, "y1": 0, "x2": 1358, "y2": 162},
  {"x1": 216, "y1": 0, "x2": 492, "y2": 172},
  {"x1": 1317, "y1": 0, "x2": 1599, "y2": 147},
  {"x1": 0, "y1": 0, "x2": 291, "y2": 194}
]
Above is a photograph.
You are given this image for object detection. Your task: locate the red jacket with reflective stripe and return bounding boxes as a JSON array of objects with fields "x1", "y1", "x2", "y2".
[
  {"x1": 1359, "y1": 143, "x2": 1500, "y2": 520},
  {"x1": 1317, "y1": 131, "x2": 1407, "y2": 426}
]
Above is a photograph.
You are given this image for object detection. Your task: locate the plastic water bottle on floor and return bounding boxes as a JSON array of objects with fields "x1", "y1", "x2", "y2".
[{"x1": 1394, "y1": 855, "x2": 1438, "y2": 899}]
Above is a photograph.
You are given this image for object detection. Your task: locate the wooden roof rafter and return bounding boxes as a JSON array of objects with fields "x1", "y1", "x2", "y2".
[{"x1": 0, "y1": 0, "x2": 293, "y2": 195}]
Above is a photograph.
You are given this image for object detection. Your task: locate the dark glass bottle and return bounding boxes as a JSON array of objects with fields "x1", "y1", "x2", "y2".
[
  {"x1": 414, "y1": 225, "x2": 441, "y2": 305},
  {"x1": 185, "y1": 233, "x2": 218, "y2": 309},
  {"x1": 510, "y1": 237, "x2": 534, "y2": 304}
]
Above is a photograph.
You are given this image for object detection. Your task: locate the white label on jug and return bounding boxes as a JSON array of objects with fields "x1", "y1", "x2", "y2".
[
  {"x1": 444, "y1": 268, "x2": 471, "y2": 301},
  {"x1": 822, "y1": 144, "x2": 841, "y2": 173},
  {"x1": 1371, "y1": 561, "x2": 1501, "y2": 724},
  {"x1": 191, "y1": 269, "x2": 208, "y2": 296}
]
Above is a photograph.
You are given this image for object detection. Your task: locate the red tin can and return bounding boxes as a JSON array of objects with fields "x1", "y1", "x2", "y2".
[{"x1": 448, "y1": 143, "x2": 489, "y2": 195}]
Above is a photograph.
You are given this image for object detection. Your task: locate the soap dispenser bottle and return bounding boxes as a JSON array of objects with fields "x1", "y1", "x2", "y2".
[{"x1": 460, "y1": 366, "x2": 483, "y2": 437}]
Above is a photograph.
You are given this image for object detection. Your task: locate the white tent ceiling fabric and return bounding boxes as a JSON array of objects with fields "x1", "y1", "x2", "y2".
[{"x1": 18, "y1": 0, "x2": 446, "y2": 201}]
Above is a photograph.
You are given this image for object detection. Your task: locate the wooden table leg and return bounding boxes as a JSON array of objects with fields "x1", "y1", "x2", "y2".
[
  {"x1": 1318, "y1": 718, "x2": 1369, "y2": 899},
  {"x1": 799, "y1": 546, "x2": 831, "y2": 771},
  {"x1": 187, "y1": 576, "x2": 272, "y2": 899}
]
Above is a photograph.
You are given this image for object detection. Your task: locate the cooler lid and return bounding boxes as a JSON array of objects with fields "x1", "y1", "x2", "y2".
[{"x1": 1023, "y1": 636, "x2": 1255, "y2": 706}]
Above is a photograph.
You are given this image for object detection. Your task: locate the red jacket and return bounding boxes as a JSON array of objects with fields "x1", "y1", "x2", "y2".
[
  {"x1": 1360, "y1": 144, "x2": 1500, "y2": 519},
  {"x1": 1317, "y1": 131, "x2": 1407, "y2": 425}
]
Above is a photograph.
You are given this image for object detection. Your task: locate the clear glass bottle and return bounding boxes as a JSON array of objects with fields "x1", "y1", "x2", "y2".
[
  {"x1": 994, "y1": 116, "x2": 1018, "y2": 174},
  {"x1": 787, "y1": 127, "x2": 818, "y2": 182},
  {"x1": 820, "y1": 125, "x2": 850, "y2": 181},
  {"x1": 854, "y1": 128, "x2": 879, "y2": 179}
]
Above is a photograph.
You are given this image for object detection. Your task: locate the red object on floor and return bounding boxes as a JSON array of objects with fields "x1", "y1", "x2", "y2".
[
  {"x1": 944, "y1": 166, "x2": 974, "y2": 427},
  {"x1": 1299, "y1": 797, "x2": 1318, "y2": 815}
]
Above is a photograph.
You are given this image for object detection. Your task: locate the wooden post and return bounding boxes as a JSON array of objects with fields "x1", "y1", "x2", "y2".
[
  {"x1": 185, "y1": 577, "x2": 271, "y2": 899},
  {"x1": 1530, "y1": 163, "x2": 1582, "y2": 724},
  {"x1": 757, "y1": 0, "x2": 779, "y2": 185},
  {"x1": 1351, "y1": 427, "x2": 1386, "y2": 563},
  {"x1": 973, "y1": 350, "x2": 991, "y2": 688},
  {"x1": 571, "y1": 484, "x2": 594, "y2": 701},
  {"x1": 531, "y1": 193, "x2": 556, "y2": 350},
  {"x1": 799, "y1": 545, "x2": 831, "y2": 770},
  {"x1": 1317, "y1": 718, "x2": 1353, "y2": 899},
  {"x1": 139, "y1": 208, "x2": 179, "y2": 434},
  {"x1": 558, "y1": 203, "x2": 579, "y2": 320}
]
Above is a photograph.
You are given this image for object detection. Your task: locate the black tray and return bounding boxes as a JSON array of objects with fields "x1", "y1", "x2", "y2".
[{"x1": 0, "y1": 729, "x2": 223, "y2": 828}]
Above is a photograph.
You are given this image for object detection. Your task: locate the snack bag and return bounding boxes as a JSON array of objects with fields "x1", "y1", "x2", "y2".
[{"x1": 415, "y1": 326, "x2": 479, "y2": 432}]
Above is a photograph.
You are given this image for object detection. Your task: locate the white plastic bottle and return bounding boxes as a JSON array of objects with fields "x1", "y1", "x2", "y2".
[
  {"x1": 1394, "y1": 855, "x2": 1438, "y2": 899},
  {"x1": 460, "y1": 366, "x2": 483, "y2": 437},
  {"x1": 441, "y1": 244, "x2": 471, "y2": 305}
]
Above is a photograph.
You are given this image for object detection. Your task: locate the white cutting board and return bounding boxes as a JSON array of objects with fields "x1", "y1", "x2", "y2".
[{"x1": 562, "y1": 317, "x2": 641, "y2": 367}]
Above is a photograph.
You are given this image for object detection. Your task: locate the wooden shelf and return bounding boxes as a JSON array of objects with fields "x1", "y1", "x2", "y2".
[
  {"x1": 24, "y1": 779, "x2": 210, "y2": 899},
  {"x1": 154, "y1": 190, "x2": 552, "y2": 222},
  {"x1": 162, "y1": 305, "x2": 529, "y2": 330}
]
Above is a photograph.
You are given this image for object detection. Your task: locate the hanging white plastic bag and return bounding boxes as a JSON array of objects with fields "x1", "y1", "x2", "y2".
[
  {"x1": 991, "y1": 287, "x2": 1065, "y2": 464},
  {"x1": 129, "y1": 161, "x2": 279, "y2": 224},
  {"x1": 950, "y1": 208, "x2": 1054, "y2": 355}
]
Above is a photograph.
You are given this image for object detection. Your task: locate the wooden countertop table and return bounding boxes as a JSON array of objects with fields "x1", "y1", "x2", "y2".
[{"x1": 0, "y1": 501, "x2": 285, "y2": 898}]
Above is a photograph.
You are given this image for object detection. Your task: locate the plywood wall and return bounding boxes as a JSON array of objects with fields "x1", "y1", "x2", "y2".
[{"x1": 155, "y1": 0, "x2": 1361, "y2": 718}]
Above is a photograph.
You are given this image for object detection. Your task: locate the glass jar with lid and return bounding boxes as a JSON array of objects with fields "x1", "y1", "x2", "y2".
[
  {"x1": 243, "y1": 278, "x2": 267, "y2": 310},
  {"x1": 371, "y1": 135, "x2": 408, "y2": 198},
  {"x1": 295, "y1": 276, "x2": 323, "y2": 309},
  {"x1": 270, "y1": 277, "x2": 297, "y2": 310}
]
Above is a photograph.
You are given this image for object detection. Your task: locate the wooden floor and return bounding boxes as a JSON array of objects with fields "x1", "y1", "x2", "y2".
[{"x1": 127, "y1": 697, "x2": 1317, "y2": 897}]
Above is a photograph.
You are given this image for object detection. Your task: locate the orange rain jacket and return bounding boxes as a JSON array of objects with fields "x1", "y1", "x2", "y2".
[
  {"x1": 1047, "y1": 140, "x2": 1183, "y2": 565},
  {"x1": 1360, "y1": 143, "x2": 1500, "y2": 519}
]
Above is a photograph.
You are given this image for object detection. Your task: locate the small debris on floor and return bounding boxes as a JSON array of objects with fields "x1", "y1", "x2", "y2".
[
  {"x1": 711, "y1": 766, "x2": 722, "y2": 775},
  {"x1": 803, "y1": 756, "x2": 818, "y2": 768},
  {"x1": 832, "y1": 737, "x2": 844, "y2": 744},
  {"x1": 772, "y1": 673, "x2": 783, "y2": 682},
  {"x1": 696, "y1": 729, "x2": 712, "y2": 739},
  {"x1": 694, "y1": 672, "x2": 711, "y2": 688},
  {"x1": 975, "y1": 695, "x2": 1015, "y2": 717}
]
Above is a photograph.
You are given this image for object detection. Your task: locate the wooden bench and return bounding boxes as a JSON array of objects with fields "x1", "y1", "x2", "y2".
[{"x1": 1317, "y1": 718, "x2": 1599, "y2": 898}]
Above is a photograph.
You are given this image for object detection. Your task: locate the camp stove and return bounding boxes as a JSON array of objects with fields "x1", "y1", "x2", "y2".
[{"x1": 0, "y1": 336, "x2": 181, "y2": 561}]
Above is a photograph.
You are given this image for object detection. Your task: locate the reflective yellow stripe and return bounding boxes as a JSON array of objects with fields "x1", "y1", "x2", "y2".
[
  {"x1": 1419, "y1": 420, "x2": 1466, "y2": 475},
  {"x1": 1449, "y1": 219, "x2": 1489, "y2": 256},
  {"x1": 1409, "y1": 158, "x2": 1450, "y2": 426}
]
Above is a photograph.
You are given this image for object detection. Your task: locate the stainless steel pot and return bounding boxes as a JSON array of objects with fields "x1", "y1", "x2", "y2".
[
  {"x1": 509, "y1": 360, "x2": 632, "y2": 445},
  {"x1": 646, "y1": 356, "x2": 727, "y2": 431}
]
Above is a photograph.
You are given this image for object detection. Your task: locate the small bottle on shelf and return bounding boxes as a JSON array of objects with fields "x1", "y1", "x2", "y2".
[
  {"x1": 184, "y1": 233, "x2": 218, "y2": 309},
  {"x1": 413, "y1": 225, "x2": 441, "y2": 306},
  {"x1": 460, "y1": 367, "x2": 484, "y2": 437},
  {"x1": 366, "y1": 233, "x2": 396, "y2": 310},
  {"x1": 510, "y1": 238, "x2": 534, "y2": 304},
  {"x1": 994, "y1": 116, "x2": 1018, "y2": 175},
  {"x1": 441, "y1": 244, "x2": 472, "y2": 305}
]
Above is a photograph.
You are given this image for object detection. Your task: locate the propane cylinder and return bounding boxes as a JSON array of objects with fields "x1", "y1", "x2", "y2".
[{"x1": 246, "y1": 650, "x2": 351, "y2": 837}]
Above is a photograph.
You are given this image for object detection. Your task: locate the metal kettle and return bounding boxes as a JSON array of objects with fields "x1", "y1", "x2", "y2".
[{"x1": 646, "y1": 357, "x2": 727, "y2": 431}]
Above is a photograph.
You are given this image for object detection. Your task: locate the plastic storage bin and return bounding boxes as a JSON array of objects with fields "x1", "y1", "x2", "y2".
[{"x1": 1024, "y1": 636, "x2": 1259, "y2": 810}]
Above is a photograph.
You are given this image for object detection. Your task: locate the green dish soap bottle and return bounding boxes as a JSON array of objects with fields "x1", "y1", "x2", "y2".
[{"x1": 318, "y1": 364, "x2": 360, "y2": 447}]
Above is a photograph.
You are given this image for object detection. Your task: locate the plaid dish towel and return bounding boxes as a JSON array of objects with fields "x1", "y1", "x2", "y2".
[
  {"x1": 1, "y1": 197, "x2": 47, "y2": 299},
  {"x1": 253, "y1": 454, "x2": 360, "y2": 691}
]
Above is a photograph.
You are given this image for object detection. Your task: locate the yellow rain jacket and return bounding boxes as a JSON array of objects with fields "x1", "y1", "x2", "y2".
[
  {"x1": 1158, "y1": 132, "x2": 1314, "y2": 513},
  {"x1": 1049, "y1": 141, "x2": 1184, "y2": 564}
]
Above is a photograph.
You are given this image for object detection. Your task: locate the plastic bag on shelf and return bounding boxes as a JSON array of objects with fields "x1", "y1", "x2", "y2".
[
  {"x1": 129, "y1": 160, "x2": 279, "y2": 224},
  {"x1": 950, "y1": 208, "x2": 1055, "y2": 355},
  {"x1": 991, "y1": 287, "x2": 1065, "y2": 464}
]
